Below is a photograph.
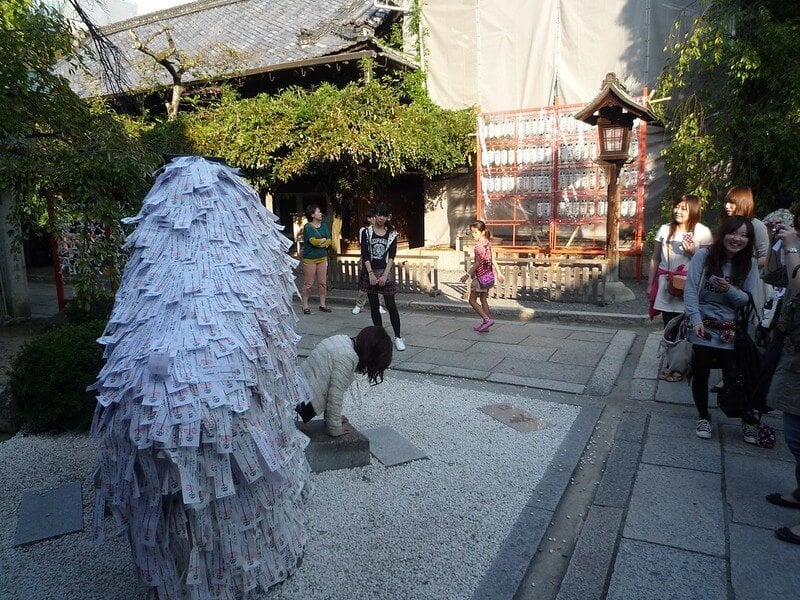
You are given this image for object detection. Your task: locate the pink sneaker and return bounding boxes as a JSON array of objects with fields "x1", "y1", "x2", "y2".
[
  {"x1": 477, "y1": 318, "x2": 494, "y2": 332},
  {"x1": 473, "y1": 321, "x2": 486, "y2": 331}
]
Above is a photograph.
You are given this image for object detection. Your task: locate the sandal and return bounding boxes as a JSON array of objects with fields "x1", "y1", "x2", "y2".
[
  {"x1": 302, "y1": 308, "x2": 311, "y2": 315},
  {"x1": 658, "y1": 371, "x2": 669, "y2": 380},
  {"x1": 664, "y1": 371, "x2": 684, "y2": 382},
  {"x1": 319, "y1": 306, "x2": 332, "y2": 313},
  {"x1": 710, "y1": 383, "x2": 724, "y2": 393}
]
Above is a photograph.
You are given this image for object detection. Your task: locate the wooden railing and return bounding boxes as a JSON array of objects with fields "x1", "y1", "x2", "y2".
[
  {"x1": 464, "y1": 254, "x2": 606, "y2": 304},
  {"x1": 328, "y1": 254, "x2": 440, "y2": 296}
]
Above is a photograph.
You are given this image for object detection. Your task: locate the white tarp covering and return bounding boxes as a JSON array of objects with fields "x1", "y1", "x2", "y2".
[{"x1": 422, "y1": 0, "x2": 704, "y2": 111}]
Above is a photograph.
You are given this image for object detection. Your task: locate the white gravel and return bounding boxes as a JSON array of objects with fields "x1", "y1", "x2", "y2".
[{"x1": 0, "y1": 376, "x2": 579, "y2": 599}]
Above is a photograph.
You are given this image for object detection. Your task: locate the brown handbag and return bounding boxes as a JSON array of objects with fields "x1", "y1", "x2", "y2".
[{"x1": 666, "y1": 243, "x2": 686, "y2": 298}]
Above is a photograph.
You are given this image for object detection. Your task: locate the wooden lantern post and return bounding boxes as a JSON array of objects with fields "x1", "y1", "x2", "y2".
[{"x1": 574, "y1": 73, "x2": 657, "y2": 302}]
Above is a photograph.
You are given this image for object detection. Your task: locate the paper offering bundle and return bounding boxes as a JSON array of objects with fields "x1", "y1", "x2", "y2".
[{"x1": 90, "y1": 156, "x2": 311, "y2": 599}]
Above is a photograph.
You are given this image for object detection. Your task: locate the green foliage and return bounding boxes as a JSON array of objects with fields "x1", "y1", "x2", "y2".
[
  {"x1": 8, "y1": 320, "x2": 106, "y2": 432},
  {"x1": 656, "y1": 0, "x2": 800, "y2": 216},
  {"x1": 63, "y1": 293, "x2": 115, "y2": 324},
  {"x1": 1, "y1": 1, "x2": 156, "y2": 305},
  {"x1": 147, "y1": 76, "x2": 475, "y2": 204},
  {"x1": 2, "y1": 2, "x2": 472, "y2": 306}
]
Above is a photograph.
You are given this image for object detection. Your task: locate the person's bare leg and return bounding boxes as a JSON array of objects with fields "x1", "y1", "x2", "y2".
[
  {"x1": 469, "y1": 291, "x2": 489, "y2": 321},
  {"x1": 479, "y1": 292, "x2": 490, "y2": 317}
]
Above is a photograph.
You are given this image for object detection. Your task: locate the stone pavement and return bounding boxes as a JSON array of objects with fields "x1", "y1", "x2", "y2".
[
  {"x1": 7, "y1": 273, "x2": 800, "y2": 598},
  {"x1": 294, "y1": 292, "x2": 800, "y2": 600}
]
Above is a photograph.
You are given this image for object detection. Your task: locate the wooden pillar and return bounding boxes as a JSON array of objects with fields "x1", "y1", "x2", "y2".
[{"x1": 605, "y1": 162, "x2": 622, "y2": 283}]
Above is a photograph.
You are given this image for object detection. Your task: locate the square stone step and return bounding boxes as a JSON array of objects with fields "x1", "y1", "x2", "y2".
[
  {"x1": 299, "y1": 420, "x2": 371, "y2": 473},
  {"x1": 14, "y1": 482, "x2": 83, "y2": 547}
]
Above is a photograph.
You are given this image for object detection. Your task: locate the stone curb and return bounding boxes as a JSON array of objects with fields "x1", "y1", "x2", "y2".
[
  {"x1": 472, "y1": 402, "x2": 605, "y2": 600},
  {"x1": 316, "y1": 293, "x2": 653, "y2": 327}
]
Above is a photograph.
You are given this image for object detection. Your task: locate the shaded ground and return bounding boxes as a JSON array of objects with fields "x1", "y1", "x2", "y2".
[{"x1": 0, "y1": 322, "x2": 47, "y2": 383}]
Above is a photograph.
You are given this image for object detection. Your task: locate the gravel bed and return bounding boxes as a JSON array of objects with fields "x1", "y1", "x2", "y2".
[{"x1": 0, "y1": 376, "x2": 579, "y2": 599}]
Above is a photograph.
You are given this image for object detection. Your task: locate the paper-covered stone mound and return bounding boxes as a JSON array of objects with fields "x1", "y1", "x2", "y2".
[{"x1": 90, "y1": 156, "x2": 310, "y2": 599}]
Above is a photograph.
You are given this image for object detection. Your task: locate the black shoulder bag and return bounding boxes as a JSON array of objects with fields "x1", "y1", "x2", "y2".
[{"x1": 717, "y1": 294, "x2": 762, "y2": 419}]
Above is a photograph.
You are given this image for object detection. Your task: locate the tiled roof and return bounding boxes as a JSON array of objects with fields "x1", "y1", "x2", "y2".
[{"x1": 63, "y1": 0, "x2": 410, "y2": 97}]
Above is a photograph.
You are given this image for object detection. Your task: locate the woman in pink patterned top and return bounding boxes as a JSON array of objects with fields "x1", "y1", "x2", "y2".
[{"x1": 460, "y1": 220, "x2": 504, "y2": 332}]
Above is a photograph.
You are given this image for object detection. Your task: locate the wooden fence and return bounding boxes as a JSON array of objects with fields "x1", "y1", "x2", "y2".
[
  {"x1": 465, "y1": 254, "x2": 606, "y2": 304},
  {"x1": 328, "y1": 255, "x2": 440, "y2": 296}
]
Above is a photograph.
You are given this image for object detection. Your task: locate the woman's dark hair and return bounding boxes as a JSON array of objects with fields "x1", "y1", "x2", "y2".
[
  {"x1": 374, "y1": 202, "x2": 393, "y2": 231},
  {"x1": 705, "y1": 215, "x2": 755, "y2": 285},
  {"x1": 353, "y1": 326, "x2": 393, "y2": 385},
  {"x1": 471, "y1": 219, "x2": 491, "y2": 240},
  {"x1": 668, "y1": 194, "x2": 701, "y2": 242},
  {"x1": 304, "y1": 203, "x2": 320, "y2": 221},
  {"x1": 723, "y1": 186, "x2": 755, "y2": 219}
]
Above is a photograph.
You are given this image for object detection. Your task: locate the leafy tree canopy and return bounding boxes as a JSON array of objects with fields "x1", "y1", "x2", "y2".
[
  {"x1": 656, "y1": 0, "x2": 800, "y2": 217},
  {"x1": 132, "y1": 67, "x2": 475, "y2": 205},
  {"x1": 1, "y1": 0, "x2": 151, "y2": 303}
]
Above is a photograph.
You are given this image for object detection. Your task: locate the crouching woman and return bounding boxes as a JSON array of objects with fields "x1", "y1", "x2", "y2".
[{"x1": 295, "y1": 326, "x2": 393, "y2": 436}]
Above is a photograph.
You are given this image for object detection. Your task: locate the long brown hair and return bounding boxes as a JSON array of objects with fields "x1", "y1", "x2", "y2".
[
  {"x1": 722, "y1": 186, "x2": 755, "y2": 219},
  {"x1": 705, "y1": 215, "x2": 754, "y2": 285},
  {"x1": 667, "y1": 194, "x2": 701, "y2": 242}
]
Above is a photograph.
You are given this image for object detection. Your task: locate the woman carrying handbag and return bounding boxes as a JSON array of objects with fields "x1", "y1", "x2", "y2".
[{"x1": 461, "y1": 220, "x2": 504, "y2": 333}]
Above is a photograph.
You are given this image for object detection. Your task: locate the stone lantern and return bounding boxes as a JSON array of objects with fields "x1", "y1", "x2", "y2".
[{"x1": 574, "y1": 73, "x2": 658, "y2": 301}]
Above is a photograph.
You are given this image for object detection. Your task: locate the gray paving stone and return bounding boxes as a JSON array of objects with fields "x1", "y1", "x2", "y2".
[
  {"x1": 606, "y1": 539, "x2": 727, "y2": 600},
  {"x1": 530, "y1": 404, "x2": 604, "y2": 512},
  {"x1": 494, "y1": 357, "x2": 593, "y2": 383},
  {"x1": 386, "y1": 346, "x2": 424, "y2": 363},
  {"x1": 641, "y1": 433, "x2": 722, "y2": 473},
  {"x1": 628, "y1": 378, "x2": 656, "y2": 402},
  {"x1": 567, "y1": 329, "x2": 615, "y2": 342},
  {"x1": 14, "y1": 482, "x2": 83, "y2": 546},
  {"x1": 449, "y1": 324, "x2": 535, "y2": 344},
  {"x1": 623, "y1": 464, "x2": 725, "y2": 555},
  {"x1": 391, "y1": 361, "x2": 435, "y2": 374},
  {"x1": 730, "y1": 523, "x2": 800, "y2": 600},
  {"x1": 593, "y1": 440, "x2": 640, "y2": 508},
  {"x1": 647, "y1": 413, "x2": 699, "y2": 438},
  {"x1": 472, "y1": 507, "x2": 552, "y2": 600},
  {"x1": 719, "y1": 420, "x2": 795, "y2": 463},
  {"x1": 653, "y1": 377, "x2": 694, "y2": 405},
  {"x1": 487, "y1": 372, "x2": 585, "y2": 394},
  {"x1": 493, "y1": 358, "x2": 593, "y2": 384},
  {"x1": 550, "y1": 346, "x2": 606, "y2": 367},
  {"x1": 585, "y1": 330, "x2": 636, "y2": 396},
  {"x1": 468, "y1": 341, "x2": 556, "y2": 361},
  {"x1": 724, "y1": 452, "x2": 798, "y2": 529},
  {"x1": 616, "y1": 411, "x2": 648, "y2": 443},
  {"x1": 299, "y1": 420, "x2": 371, "y2": 473},
  {"x1": 410, "y1": 348, "x2": 504, "y2": 370},
  {"x1": 522, "y1": 324, "x2": 575, "y2": 340},
  {"x1": 632, "y1": 331, "x2": 662, "y2": 379},
  {"x1": 405, "y1": 335, "x2": 477, "y2": 351},
  {"x1": 430, "y1": 365, "x2": 491, "y2": 380},
  {"x1": 362, "y1": 425, "x2": 428, "y2": 467},
  {"x1": 556, "y1": 506, "x2": 624, "y2": 600}
]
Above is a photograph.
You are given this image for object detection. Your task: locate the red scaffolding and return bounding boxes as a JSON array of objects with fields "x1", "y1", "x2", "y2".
[{"x1": 476, "y1": 101, "x2": 648, "y2": 278}]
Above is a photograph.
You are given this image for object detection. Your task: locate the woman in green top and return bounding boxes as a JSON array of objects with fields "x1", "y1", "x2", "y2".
[{"x1": 301, "y1": 204, "x2": 332, "y2": 314}]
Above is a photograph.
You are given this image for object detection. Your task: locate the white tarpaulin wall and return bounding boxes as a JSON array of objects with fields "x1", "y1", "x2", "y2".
[
  {"x1": 420, "y1": 0, "x2": 704, "y2": 245},
  {"x1": 422, "y1": 0, "x2": 705, "y2": 111}
]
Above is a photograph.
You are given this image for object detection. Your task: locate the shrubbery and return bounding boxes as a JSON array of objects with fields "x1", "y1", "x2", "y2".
[{"x1": 9, "y1": 319, "x2": 106, "y2": 432}]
